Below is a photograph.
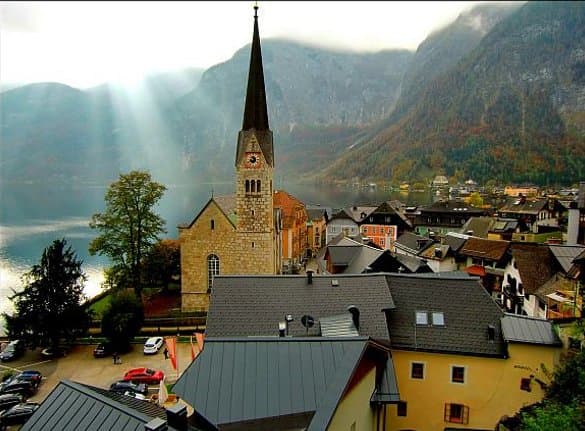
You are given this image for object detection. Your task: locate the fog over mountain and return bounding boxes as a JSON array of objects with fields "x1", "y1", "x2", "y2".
[{"x1": 1, "y1": 1, "x2": 583, "y2": 187}]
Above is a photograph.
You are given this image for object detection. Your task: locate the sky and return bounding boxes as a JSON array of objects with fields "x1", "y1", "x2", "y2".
[{"x1": 1, "y1": 1, "x2": 489, "y2": 89}]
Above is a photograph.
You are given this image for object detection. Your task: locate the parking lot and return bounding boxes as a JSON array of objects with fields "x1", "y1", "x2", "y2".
[{"x1": 0, "y1": 342, "x2": 194, "y2": 403}]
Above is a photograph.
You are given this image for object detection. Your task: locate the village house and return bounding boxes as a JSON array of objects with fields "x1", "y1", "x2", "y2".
[
  {"x1": 413, "y1": 199, "x2": 488, "y2": 238},
  {"x1": 306, "y1": 206, "x2": 329, "y2": 257},
  {"x1": 457, "y1": 237, "x2": 510, "y2": 297},
  {"x1": 274, "y1": 189, "x2": 309, "y2": 272},
  {"x1": 359, "y1": 201, "x2": 412, "y2": 251},
  {"x1": 189, "y1": 272, "x2": 561, "y2": 431}
]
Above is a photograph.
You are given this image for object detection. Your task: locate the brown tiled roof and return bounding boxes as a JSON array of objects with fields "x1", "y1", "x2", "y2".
[
  {"x1": 510, "y1": 243, "x2": 554, "y2": 294},
  {"x1": 459, "y1": 237, "x2": 510, "y2": 261}
]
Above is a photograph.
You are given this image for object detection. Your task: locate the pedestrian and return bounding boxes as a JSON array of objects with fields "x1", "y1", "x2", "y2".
[
  {"x1": 163, "y1": 347, "x2": 169, "y2": 360},
  {"x1": 112, "y1": 352, "x2": 117, "y2": 364}
]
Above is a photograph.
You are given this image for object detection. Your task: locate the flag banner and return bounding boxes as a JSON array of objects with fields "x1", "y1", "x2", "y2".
[
  {"x1": 165, "y1": 336, "x2": 177, "y2": 370},
  {"x1": 157, "y1": 377, "x2": 168, "y2": 406},
  {"x1": 190, "y1": 335, "x2": 201, "y2": 362},
  {"x1": 196, "y1": 332, "x2": 205, "y2": 351}
]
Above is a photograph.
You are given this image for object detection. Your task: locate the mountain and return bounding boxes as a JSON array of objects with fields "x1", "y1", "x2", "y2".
[
  {"x1": 0, "y1": 69, "x2": 203, "y2": 184},
  {"x1": 3, "y1": 2, "x2": 584, "y2": 188},
  {"x1": 321, "y1": 1, "x2": 585, "y2": 186},
  {"x1": 167, "y1": 40, "x2": 413, "y2": 181}
]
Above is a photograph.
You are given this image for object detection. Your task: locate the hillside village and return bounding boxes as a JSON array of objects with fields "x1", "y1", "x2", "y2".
[{"x1": 15, "y1": 4, "x2": 585, "y2": 431}]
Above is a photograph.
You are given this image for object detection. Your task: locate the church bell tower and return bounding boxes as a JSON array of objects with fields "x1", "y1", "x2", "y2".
[{"x1": 234, "y1": 4, "x2": 276, "y2": 274}]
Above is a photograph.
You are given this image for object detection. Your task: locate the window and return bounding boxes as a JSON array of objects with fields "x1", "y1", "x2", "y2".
[
  {"x1": 210, "y1": 219, "x2": 215, "y2": 230},
  {"x1": 251, "y1": 180, "x2": 256, "y2": 193},
  {"x1": 397, "y1": 401, "x2": 407, "y2": 416},
  {"x1": 207, "y1": 254, "x2": 220, "y2": 292},
  {"x1": 245, "y1": 180, "x2": 250, "y2": 193},
  {"x1": 411, "y1": 362, "x2": 424, "y2": 379},
  {"x1": 432, "y1": 312, "x2": 445, "y2": 326},
  {"x1": 251, "y1": 242, "x2": 255, "y2": 248},
  {"x1": 257, "y1": 180, "x2": 261, "y2": 192},
  {"x1": 444, "y1": 403, "x2": 469, "y2": 424},
  {"x1": 520, "y1": 378, "x2": 532, "y2": 392},
  {"x1": 415, "y1": 311, "x2": 428, "y2": 325},
  {"x1": 451, "y1": 366, "x2": 465, "y2": 384}
]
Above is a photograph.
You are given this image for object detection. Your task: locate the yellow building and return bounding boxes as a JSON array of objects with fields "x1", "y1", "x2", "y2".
[{"x1": 385, "y1": 277, "x2": 562, "y2": 431}]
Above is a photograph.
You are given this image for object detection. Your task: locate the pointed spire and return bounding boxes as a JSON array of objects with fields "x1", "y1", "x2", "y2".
[{"x1": 242, "y1": 3, "x2": 269, "y2": 131}]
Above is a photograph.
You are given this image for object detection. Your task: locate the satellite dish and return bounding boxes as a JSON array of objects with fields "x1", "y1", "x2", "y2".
[{"x1": 301, "y1": 315, "x2": 315, "y2": 329}]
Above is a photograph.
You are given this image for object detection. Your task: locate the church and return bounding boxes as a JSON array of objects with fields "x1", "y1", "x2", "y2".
[{"x1": 178, "y1": 5, "x2": 283, "y2": 312}]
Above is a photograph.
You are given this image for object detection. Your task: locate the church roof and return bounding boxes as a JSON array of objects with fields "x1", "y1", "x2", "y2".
[
  {"x1": 235, "y1": 6, "x2": 274, "y2": 168},
  {"x1": 242, "y1": 5, "x2": 269, "y2": 131}
]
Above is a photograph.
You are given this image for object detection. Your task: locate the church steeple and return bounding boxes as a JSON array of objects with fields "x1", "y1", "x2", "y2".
[{"x1": 242, "y1": 3, "x2": 269, "y2": 131}]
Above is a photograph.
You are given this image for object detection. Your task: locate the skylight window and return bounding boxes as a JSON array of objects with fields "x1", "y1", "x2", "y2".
[
  {"x1": 432, "y1": 312, "x2": 445, "y2": 326},
  {"x1": 415, "y1": 311, "x2": 428, "y2": 325}
]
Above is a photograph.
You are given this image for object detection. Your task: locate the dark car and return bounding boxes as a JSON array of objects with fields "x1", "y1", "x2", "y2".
[
  {"x1": 40, "y1": 347, "x2": 67, "y2": 359},
  {"x1": 93, "y1": 342, "x2": 114, "y2": 358},
  {"x1": 12, "y1": 371, "x2": 42, "y2": 389},
  {"x1": 0, "y1": 394, "x2": 24, "y2": 412},
  {"x1": 0, "y1": 340, "x2": 25, "y2": 362},
  {"x1": 0, "y1": 380, "x2": 37, "y2": 398},
  {"x1": 0, "y1": 402, "x2": 39, "y2": 427},
  {"x1": 109, "y1": 381, "x2": 148, "y2": 396}
]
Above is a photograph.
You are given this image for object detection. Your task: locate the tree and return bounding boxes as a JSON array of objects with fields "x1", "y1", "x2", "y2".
[
  {"x1": 468, "y1": 191, "x2": 484, "y2": 208},
  {"x1": 519, "y1": 401, "x2": 582, "y2": 431},
  {"x1": 89, "y1": 170, "x2": 167, "y2": 299},
  {"x1": 3, "y1": 239, "x2": 91, "y2": 350},
  {"x1": 100, "y1": 290, "x2": 144, "y2": 353},
  {"x1": 141, "y1": 239, "x2": 180, "y2": 291}
]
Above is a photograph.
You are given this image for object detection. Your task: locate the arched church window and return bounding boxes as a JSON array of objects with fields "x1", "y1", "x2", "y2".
[
  {"x1": 211, "y1": 219, "x2": 215, "y2": 230},
  {"x1": 257, "y1": 180, "x2": 261, "y2": 192},
  {"x1": 207, "y1": 254, "x2": 220, "y2": 292},
  {"x1": 245, "y1": 180, "x2": 250, "y2": 193},
  {"x1": 251, "y1": 180, "x2": 256, "y2": 193}
]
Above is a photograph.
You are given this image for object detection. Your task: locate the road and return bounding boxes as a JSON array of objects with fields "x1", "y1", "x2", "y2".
[{"x1": 0, "y1": 342, "x2": 196, "y2": 403}]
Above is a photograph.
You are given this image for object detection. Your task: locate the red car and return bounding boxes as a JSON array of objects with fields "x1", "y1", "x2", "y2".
[{"x1": 122, "y1": 368, "x2": 164, "y2": 385}]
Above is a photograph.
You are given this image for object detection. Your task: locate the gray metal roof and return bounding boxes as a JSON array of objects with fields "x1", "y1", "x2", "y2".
[
  {"x1": 385, "y1": 274, "x2": 507, "y2": 357},
  {"x1": 501, "y1": 314, "x2": 562, "y2": 346},
  {"x1": 173, "y1": 338, "x2": 396, "y2": 430},
  {"x1": 345, "y1": 245, "x2": 385, "y2": 274},
  {"x1": 548, "y1": 244, "x2": 585, "y2": 273},
  {"x1": 328, "y1": 246, "x2": 361, "y2": 266},
  {"x1": 21, "y1": 380, "x2": 183, "y2": 431},
  {"x1": 206, "y1": 274, "x2": 394, "y2": 339},
  {"x1": 394, "y1": 232, "x2": 433, "y2": 255}
]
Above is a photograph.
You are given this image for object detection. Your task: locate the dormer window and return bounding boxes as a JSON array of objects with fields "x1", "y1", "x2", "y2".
[
  {"x1": 432, "y1": 312, "x2": 445, "y2": 326},
  {"x1": 416, "y1": 311, "x2": 428, "y2": 325}
]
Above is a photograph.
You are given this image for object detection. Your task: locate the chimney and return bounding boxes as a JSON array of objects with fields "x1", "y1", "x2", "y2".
[
  {"x1": 166, "y1": 403, "x2": 188, "y2": 431},
  {"x1": 487, "y1": 324, "x2": 496, "y2": 342},
  {"x1": 278, "y1": 321, "x2": 286, "y2": 337},
  {"x1": 434, "y1": 247, "x2": 442, "y2": 259},
  {"x1": 347, "y1": 305, "x2": 360, "y2": 330},
  {"x1": 567, "y1": 201, "x2": 579, "y2": 245},
  {"x1": 145, "y1": 418, "x2": 167, "y2": 431},
  {"x1": 307, "y1": 270, "x2": 314, "y2": 285}
]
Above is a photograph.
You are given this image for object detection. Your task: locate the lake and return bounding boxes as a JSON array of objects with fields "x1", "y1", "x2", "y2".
[{"x1": 0, "y1": 180, "x2": 434, "y2": 331}]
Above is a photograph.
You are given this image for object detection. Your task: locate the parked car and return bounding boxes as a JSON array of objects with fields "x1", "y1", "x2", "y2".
[
  {"x1": 0, "y1": 340, "x2": 25, "y2": 362},
  {"x1": 0, "y1": 402, "x2": 39, "y2": 427},
  {"x1": 123, "y1": 367, "x2": 164, "y2": 385},
  {"x1": 143, "y1": 337, "x2": 164, "y2": 355},
  {"x1": 0, "y1": 394, "x2": 24, "y2": 412},
  {"x1": 0, "y1": 380, "x2": 37, "y2": 398},
  {"x1": 109, "y1": 381, "x2": 148, "y2": 396},
  {"x1": 40, "y1": 347, "x2": 67, "y2": 359},
  {"x1": 93, "y1": 342, "x2": 114, "y2": 358},
  {"x1": 12, "y1": 371, "x2": 43, "y2": 389}
]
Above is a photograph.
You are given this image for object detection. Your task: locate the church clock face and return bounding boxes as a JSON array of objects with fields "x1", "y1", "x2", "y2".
[{"x1": 245, "y1": 152, "x2": 261, "y2": 168}]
